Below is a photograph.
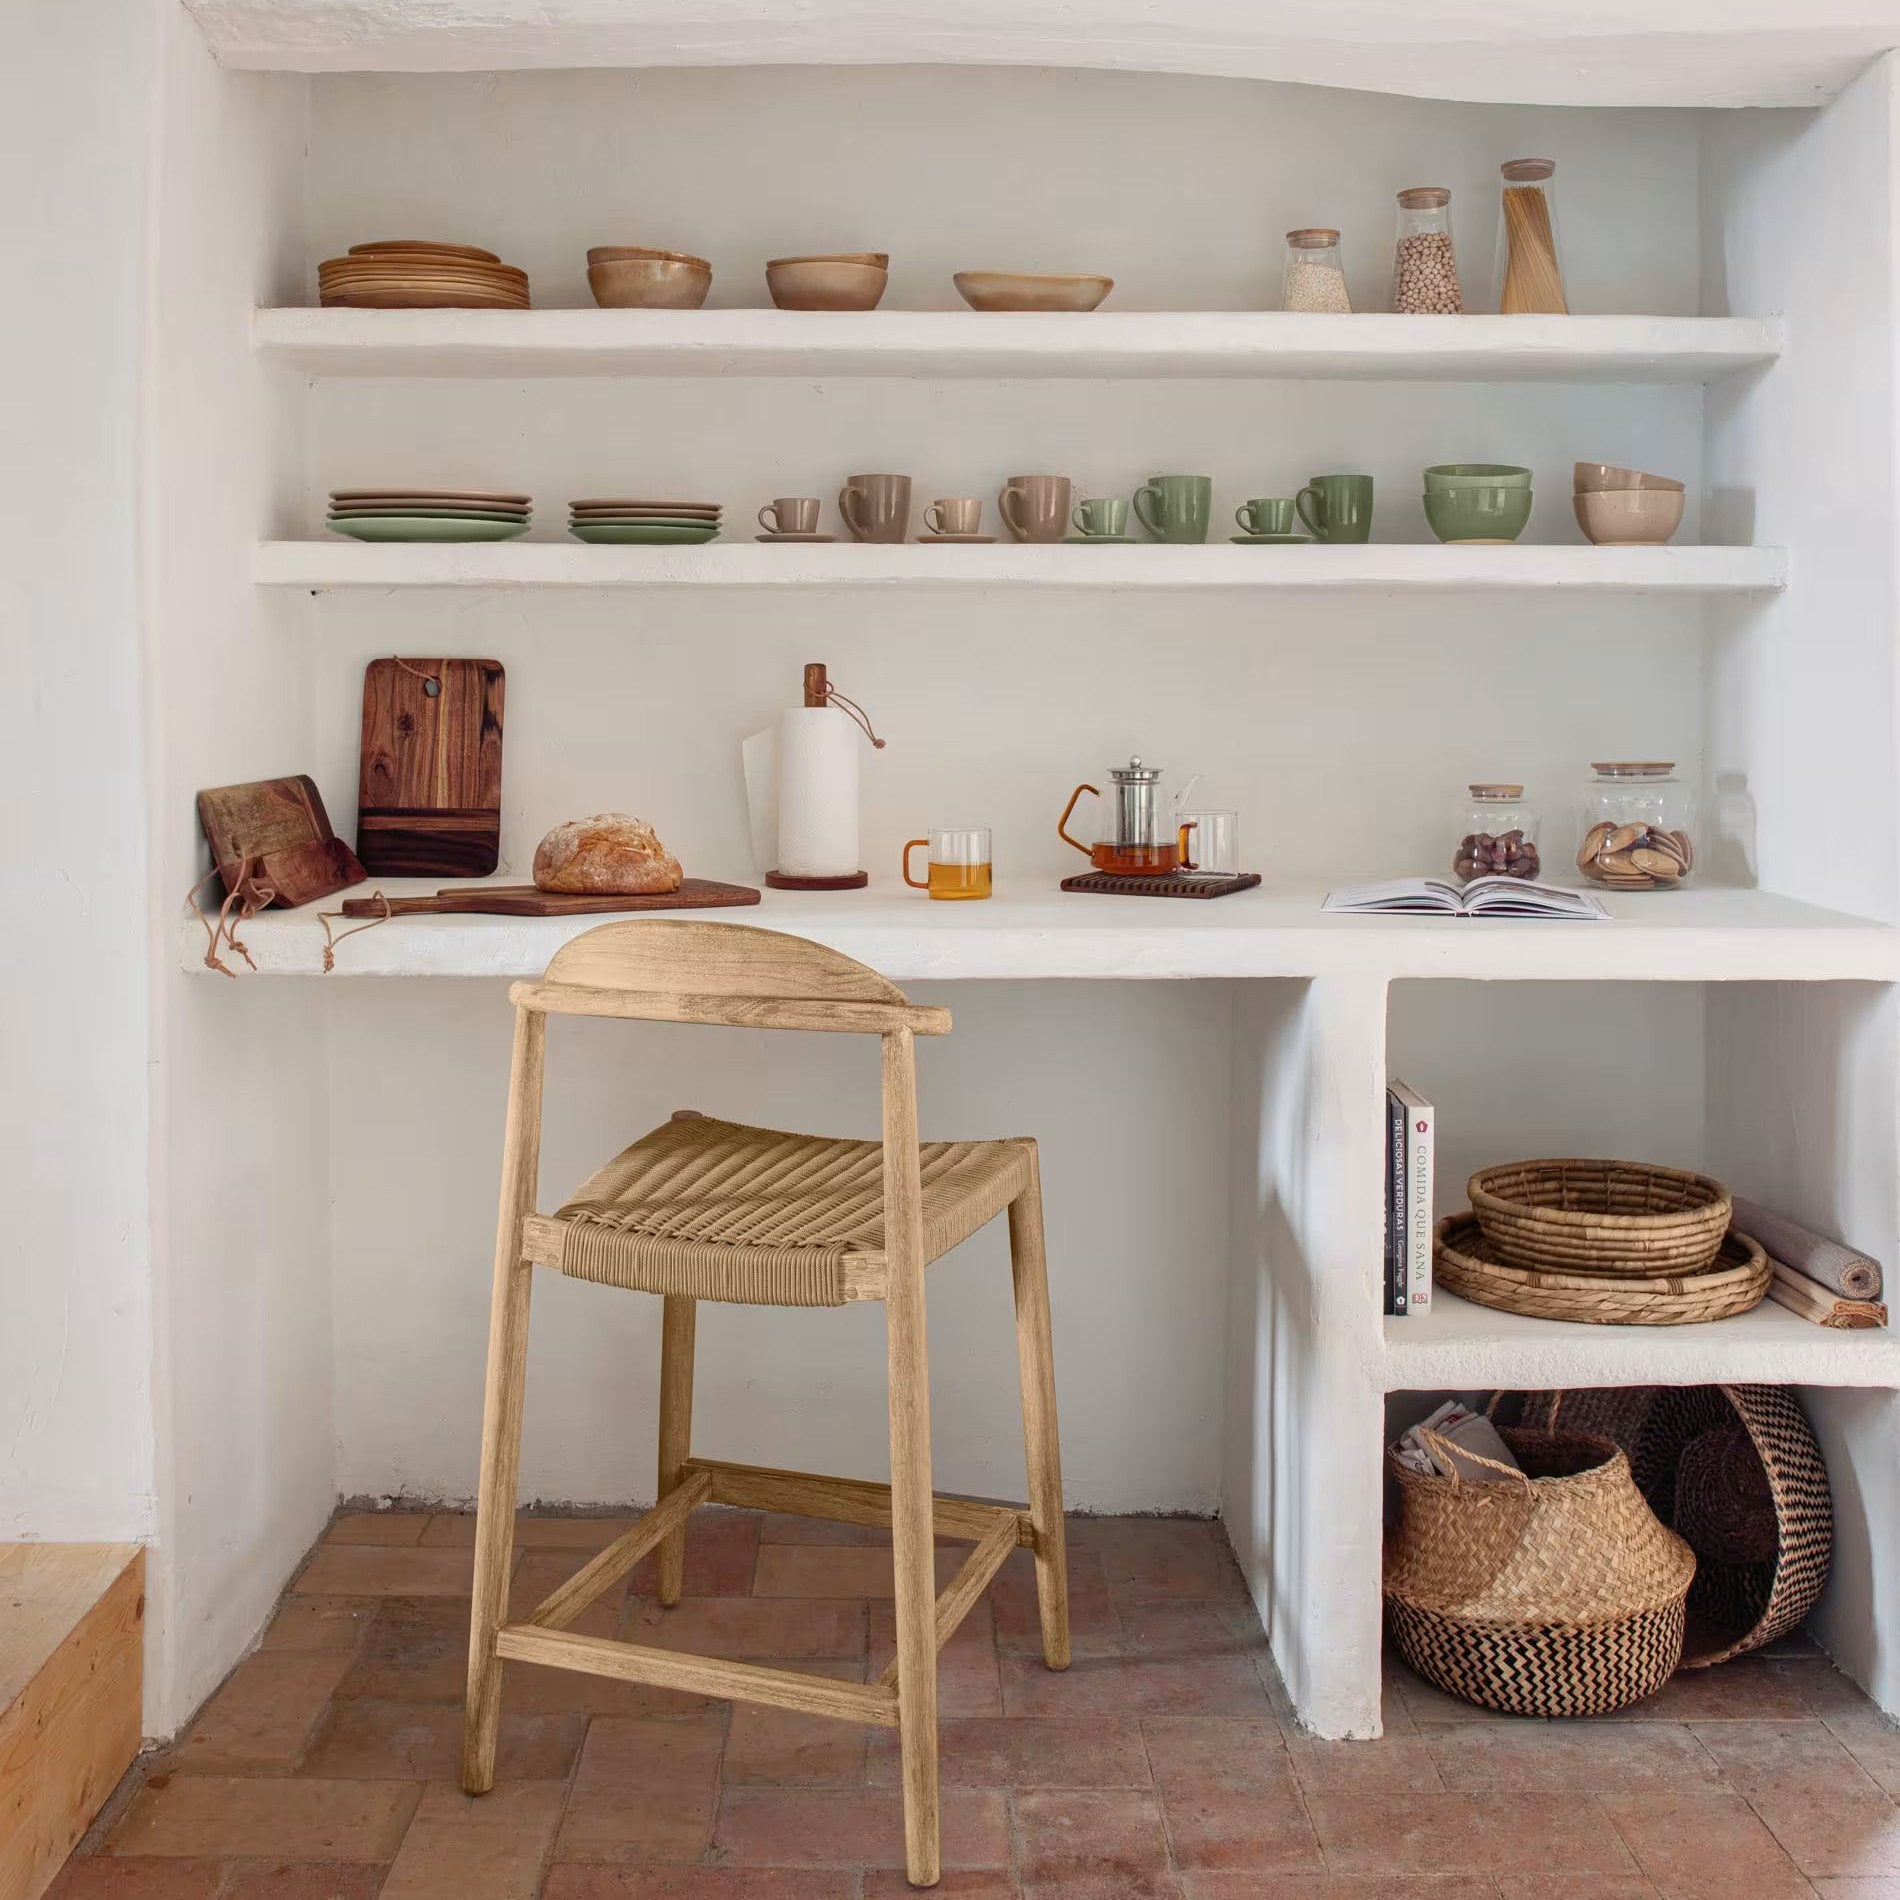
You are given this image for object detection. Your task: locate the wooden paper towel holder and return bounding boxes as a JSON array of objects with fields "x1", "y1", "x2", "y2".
[{"x1": 764, "y1": 662, "x2": 872, "y2": 892}]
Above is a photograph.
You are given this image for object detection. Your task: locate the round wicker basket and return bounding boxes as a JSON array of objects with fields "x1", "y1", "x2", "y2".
[
  {"x1": 1436, "y1": 1214, "x2": 1771, "y2": 1326},
  {"x1": 1469, "y1": 1158, "x2": 1732, "y2": 1275},
  {"x1": 1508, "y1": 1385, "x2": 1832, "y2": 1668},
  {"x1": 1384, "y1": 1417, "x2": 1696, "y2": 1717}
]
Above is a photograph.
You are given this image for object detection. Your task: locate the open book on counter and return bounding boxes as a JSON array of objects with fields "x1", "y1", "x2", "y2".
[{"x1": 1325, "y1": 876, "x2": 1609, "y2": 919}]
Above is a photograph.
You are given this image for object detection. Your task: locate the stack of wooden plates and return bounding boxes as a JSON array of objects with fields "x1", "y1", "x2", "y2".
[
  {"x1": 327, "y1": 489, "x2": 532, "y2": 542},
  {"x1": 318, "y1": 241, "x2": 530, "y2": 309},
  {"x1": 568, "y1": 498, "x2": 722, "y2": 545}
]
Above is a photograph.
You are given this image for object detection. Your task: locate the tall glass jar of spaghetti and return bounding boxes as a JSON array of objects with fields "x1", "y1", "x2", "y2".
[{"x1": 1494, "y1": 158, "x2": 1567, "y2": 314}]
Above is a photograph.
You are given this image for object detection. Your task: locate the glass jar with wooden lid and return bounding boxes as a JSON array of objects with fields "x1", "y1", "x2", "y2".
[
  {"x1": 1283, "y1": 229, "x2": 1351, "y2": 312},
  {"x1": 1494, "y1": 158, "x2": 1568, "y2": 314},
  {"x1": 1453, "y1": 783, "x2": 1540, "y2": 881},
  {"x1": 1392, "y1": 188, "x2": 1463, "y2": 314},
  {"x1": 1576, "y1": 762, "x2": 1697, "y2": 889}
]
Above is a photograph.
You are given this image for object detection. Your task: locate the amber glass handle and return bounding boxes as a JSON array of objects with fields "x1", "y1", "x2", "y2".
[
  {"x1": 1178, "y1": 820, "x2": 1199, "y2": 872},
  {"x1": 903, "y1": 839, "x2": 930, "y2": 889},
  {"x1": 1057, "y1": 784, "x2": 1099, "y2": 857}
]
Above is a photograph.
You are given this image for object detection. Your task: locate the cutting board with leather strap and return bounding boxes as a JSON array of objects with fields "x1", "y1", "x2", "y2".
[
  {"x1": 357, "y1": 658, "x2": 505, "y2": 876},
  {"x1": 338, "y1": 879, "x2": 761, "y2": 917}
]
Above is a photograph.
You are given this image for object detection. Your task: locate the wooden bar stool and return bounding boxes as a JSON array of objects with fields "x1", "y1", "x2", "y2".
[{"x1": 460, "y1": 919, "x2": 1070, "y2": 1889}]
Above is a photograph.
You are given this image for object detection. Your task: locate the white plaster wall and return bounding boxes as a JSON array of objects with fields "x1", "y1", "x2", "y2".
[
  {"x1": 292, "y1": 63, "x2": 1719, "y2": 1521},
  {"x1": 141, "y1": 13, "x2": 333, "y2": 1733},
  {"x1": 328, "y1": 980, "x2": 1234, "y2": 1513},
  {"x1": 1701, "y1": 73, "x2": 1900, "y2": 921},
  {"x1": 0, "y1": 0, "x2": 159, "y2": 1545},
  {"x1": 304, "y1": 66, "x2": 1704, "y2": 317}
]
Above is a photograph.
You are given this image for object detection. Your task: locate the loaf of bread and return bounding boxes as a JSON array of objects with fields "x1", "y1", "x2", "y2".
[{"x1": 532, "y1": 813, "x2": 683, "y2": 894}]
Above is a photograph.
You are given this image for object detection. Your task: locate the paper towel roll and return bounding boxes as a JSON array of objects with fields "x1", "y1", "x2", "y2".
[{"x1": 774, "y1": 707, "x2": 861, "y2": 877}]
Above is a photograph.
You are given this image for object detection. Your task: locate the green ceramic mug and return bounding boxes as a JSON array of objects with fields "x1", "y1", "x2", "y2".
[
  {"x1": 1296, "y1": 473, "x2": 1374, "y2": 543},
  {"x1": 1073, "y1": 496, "x2": 1129, "y2": 537},
  {"x1": 1133, "y1": 474, "x2": 1213, "y2": 544},
  {"x1": 1235, "y1": 497, "x2": 1298, "y2": 535}
]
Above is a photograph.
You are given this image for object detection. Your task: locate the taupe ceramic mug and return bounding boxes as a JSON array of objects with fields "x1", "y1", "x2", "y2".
[
  {"x1": 998, "y1": 474, "x2": 1073, "y2": 543},
  {"x1": 923, "y1": 498, "x2": 983, "y2": 536},
  {"x1": 759, "y1": 496, "x2": 821, "y2": 535},
  {"x1": 838, "y1": 473, "x2": 912, "y2": 543}
]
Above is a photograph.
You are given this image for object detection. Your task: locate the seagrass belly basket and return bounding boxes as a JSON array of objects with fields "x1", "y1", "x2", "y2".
[{"x1": 1384, "y1": 1406, "x2": 1696, "y2": 1717}]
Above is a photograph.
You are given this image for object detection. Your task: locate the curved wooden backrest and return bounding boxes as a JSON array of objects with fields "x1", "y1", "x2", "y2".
[{"x1": 541, "y1": 918, "x2": 909, "y2": 1005}]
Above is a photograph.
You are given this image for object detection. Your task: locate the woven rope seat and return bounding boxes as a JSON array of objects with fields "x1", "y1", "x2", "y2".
[{"x1": 546, "y1": 1113, "x2": 1036, "y2": 1307}]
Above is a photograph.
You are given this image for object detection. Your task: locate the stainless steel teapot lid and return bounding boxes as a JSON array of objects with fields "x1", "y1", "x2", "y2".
[{"x1": 1108, "y1": 755, "x2": 1163, "y2": 782}]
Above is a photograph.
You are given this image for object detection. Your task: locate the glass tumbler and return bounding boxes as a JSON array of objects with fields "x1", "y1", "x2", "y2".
[
  {"x1": 903, "y1": 826, "x2": 992, "y2": 900},
  {"x1": 1177, "y1": 810, "x2": 1240, "y2": 878}
]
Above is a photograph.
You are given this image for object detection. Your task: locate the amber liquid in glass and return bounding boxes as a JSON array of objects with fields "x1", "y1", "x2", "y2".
[
  {"x1": 928, "y1": 861, "x2": 993, "y2": 900},
  {"x1": 1091, "y1": 842, "x2": 1179, "y2": 876}
]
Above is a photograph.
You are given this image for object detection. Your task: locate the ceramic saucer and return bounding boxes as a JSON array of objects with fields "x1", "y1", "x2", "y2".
[
  {"x1": 755, "y1": 532, "x2": 839, "y2": 542},
  {"x1": 916, "y1": 533, "x2": 998, "y2": 544},
  {"x1": 1230, "y1": 532, "x2": 1314, "y2": 544},
  {"x1": 1061, "y1": 533, "x2": 1139, "y2": 544}
]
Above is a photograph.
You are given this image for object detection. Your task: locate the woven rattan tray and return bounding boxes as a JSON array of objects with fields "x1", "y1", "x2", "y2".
[
  {"x1": 1436, "y1": 1213, "x2": 1771, "y2": 1325},
  {"x1": 1469, "y1": 1158, "x2": 1732, "y2": 1276}
]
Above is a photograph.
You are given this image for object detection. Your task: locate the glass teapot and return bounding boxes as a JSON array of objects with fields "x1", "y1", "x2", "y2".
[{"x1": 1058, "y1": 756, "x2": 1185, "y2": 876}]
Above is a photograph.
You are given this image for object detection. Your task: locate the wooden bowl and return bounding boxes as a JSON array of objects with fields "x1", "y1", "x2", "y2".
[
  {"x1": 954, "y1": 271, "x2": 1113, "y2": 312},
  {"x1": 1574, "y1": 488, "x2": 1686, "y2": 546},
  {"x1": 765, "y1": 255, "x2": 888, "y2": 311},
  {"x1": 586, "y1": 245, "x2": 711, "y2": 270},
  {"x1": 587, "y1": 257, "x2": 713, "y2": 309},
  {"x1": 1574, "y1": 462, "x2": 1687, "y2": 494}
]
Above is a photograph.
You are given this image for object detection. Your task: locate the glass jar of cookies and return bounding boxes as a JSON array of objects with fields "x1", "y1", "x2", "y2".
[
  {"x1": 1576, "y1": 763, "x2": 1697, "y2": 889},
  {"x1": 1452, "y1": 784, "x2": 1540, "y2": 881}
]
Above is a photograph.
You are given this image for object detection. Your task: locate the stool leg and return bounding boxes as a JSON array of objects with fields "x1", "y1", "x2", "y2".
[
  {"x1": 655, "y1": 1294, "x2": 696, "y2": 1606},
  {"x1": 1008, "y1": 1149, "x2": 1070, "y2": 1671},
  {"x1": 463, "y1": 1008, "x2": 546, "y2": 1795},
  {"x1": 888, "y1": 1278, "x2": 940, "y2": 1888}
]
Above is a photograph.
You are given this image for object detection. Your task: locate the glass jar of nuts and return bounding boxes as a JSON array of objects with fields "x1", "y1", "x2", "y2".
[
  {"x1": 1453, "y1": 784, "x2": 1541, "y2": 881},
  {"x1": 1392, "y1": 187, "x2": 1462, "y2": 314},
  {"x1": 1576, "y1": 763, "x2": 1697, "y2": 890}
]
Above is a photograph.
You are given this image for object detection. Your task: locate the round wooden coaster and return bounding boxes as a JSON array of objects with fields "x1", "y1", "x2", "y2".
[{"x1": 764, "y1": 871, "x2": 869, "y2": 891}]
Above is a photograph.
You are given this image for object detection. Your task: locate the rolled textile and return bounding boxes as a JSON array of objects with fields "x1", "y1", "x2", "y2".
[
  {"x1": 1767, "y1": 1259, "x2": 1888, "y2": 1330},
  {"x1": 1730, "y1": 1196, "x2": 1881, "y2": 1300}
]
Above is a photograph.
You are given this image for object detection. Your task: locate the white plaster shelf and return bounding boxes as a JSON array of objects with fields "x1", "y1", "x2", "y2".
[
  {"x1": 1384, "y1": 1289, "x2": 1900, "y2": 1392},
  {"x1": 187, "y1": 0, "x2": 1885, "y2": 108},
  {"x1": 257, "y1": 541, "x2": 1787, "y2": 594},
  {"x1": 254, "y1": 308, "x2": 1783, "y2": 383},
  {"x1": 181, "y1": 880, "x2": 1897, "y2": 983}
]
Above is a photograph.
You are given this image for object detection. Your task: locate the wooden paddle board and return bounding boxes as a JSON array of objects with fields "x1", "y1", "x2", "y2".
[{"x1": 338, "y1": 878, "x2": 761, "y2": 918}]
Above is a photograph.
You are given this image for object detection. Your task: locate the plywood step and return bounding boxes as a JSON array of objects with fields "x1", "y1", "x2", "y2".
[{"x1": 0, "y1": 1545, "x2": 144, "y2": 1900}]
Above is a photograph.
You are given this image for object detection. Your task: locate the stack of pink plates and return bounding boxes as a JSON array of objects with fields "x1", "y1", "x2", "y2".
[{"x1": 318, "y1": 241, "x2": 530, "y2": 310}]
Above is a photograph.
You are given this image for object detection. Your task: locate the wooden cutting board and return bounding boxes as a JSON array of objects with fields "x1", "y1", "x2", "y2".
[
  {"x1": 338, "y1": 879, "x2": 761, "y2": 918},
  {"x1": 357, "y1": 658, "x2": 505, "y2": 876},
  {"x1": 198, "y1": 774, "x2": 365, "y2": 906}
]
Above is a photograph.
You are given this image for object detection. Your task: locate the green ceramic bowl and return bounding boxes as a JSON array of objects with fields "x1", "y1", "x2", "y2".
[
  {"x1": 1423, "y1": 485, "x2": 1533, "y2": 543},
  {"x1": 569, "y1": 521, "x2": 721, "y2": 545},
  {"x1": 1423, "y1": 463, "x2": 1534, "y2": 489},
  {"x1": 328, "y1": 516, "x2": 530, "y2": 542}
]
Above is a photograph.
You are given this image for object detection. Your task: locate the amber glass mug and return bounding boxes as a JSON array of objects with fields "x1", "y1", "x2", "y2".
[{"x1": 903, "y1": 826, "x2": 993, "y2": 900}]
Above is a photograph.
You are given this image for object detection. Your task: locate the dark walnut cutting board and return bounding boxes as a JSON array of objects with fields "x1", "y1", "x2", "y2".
[
  {"x1": 338, "y1": 880, "x2": 762, "y2": 918},
  {"x1": 357, "y1": 658, "x2": 505, "y2": 876}
]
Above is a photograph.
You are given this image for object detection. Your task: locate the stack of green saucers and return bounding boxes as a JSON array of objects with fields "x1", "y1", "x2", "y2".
[
  {"x1": 326, "y1": 488, "x2": 531, "y2": 542},
  {"x1": 568, "y1": 498, "x2": 723, "y2": 545}
]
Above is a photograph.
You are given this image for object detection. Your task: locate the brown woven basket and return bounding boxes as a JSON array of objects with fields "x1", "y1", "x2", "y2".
[
  {"x1": 1436, "y1": 1214, "x2": 1771, "y2": 1326},
  {"x1": 1470, "y1": 1158, "x2": 1732, "y2": 1275},
  {"x1": 1509, "y1": 1385, "x2": 1832, "y2": 1667},
  {"x1": 1384, "y1": 1410, "x2": 1695, "y2": 1717}
]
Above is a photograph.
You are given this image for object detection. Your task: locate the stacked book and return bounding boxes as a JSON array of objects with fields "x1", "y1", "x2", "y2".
[{"x1": 1384, "y1": 1079, "x2": 1435, "y2": 1316}]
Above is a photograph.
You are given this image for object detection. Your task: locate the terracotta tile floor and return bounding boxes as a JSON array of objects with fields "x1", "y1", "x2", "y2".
[{"x1": 59, "y1": 1507, "x2": 1900, "y2": 1898}]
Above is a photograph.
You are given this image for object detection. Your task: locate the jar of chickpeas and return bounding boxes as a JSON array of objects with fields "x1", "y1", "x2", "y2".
[{"x1": 1392, "y1": 187, "x2": 1463, "y2": 314}]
